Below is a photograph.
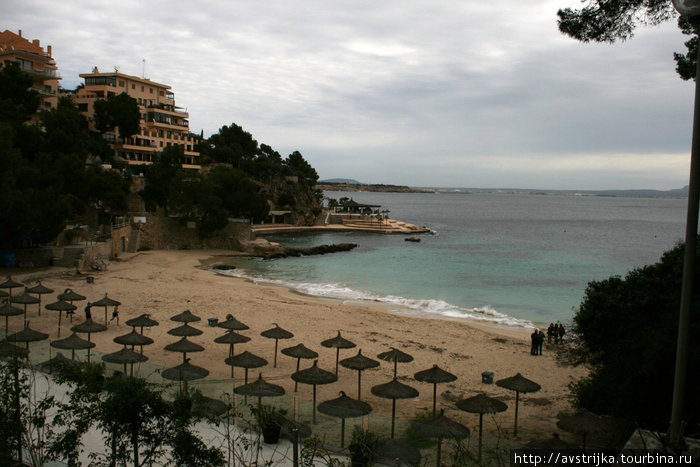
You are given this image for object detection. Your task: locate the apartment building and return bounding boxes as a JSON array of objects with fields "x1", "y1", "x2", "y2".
[
  {"x1": 72, "y1": 67, "x2": 201, "y2": 169},
  {"x1": 0, "y1": 29, "x2": 60, "y2": 111}
]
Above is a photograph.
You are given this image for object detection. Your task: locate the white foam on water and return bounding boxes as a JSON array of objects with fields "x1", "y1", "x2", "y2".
[{"x1": 217, "y1": 268, "x2": 534, "y2": 329}]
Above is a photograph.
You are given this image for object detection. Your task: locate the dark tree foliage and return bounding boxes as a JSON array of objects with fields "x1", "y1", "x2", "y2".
[
  {"x1": 556, "y1": 0, "x2": 697, "y2": 80},
  {"x1": 208, "y1": 165, "x2": 270, "y2": 222},
  {"x1": 285, "y1": 150, "x2": 319, "y2": 186},
  {"x1": 206, "y1": 123, "x2": 259, "y2": 169},
  {"x1": 0, "y1": 64, "x2": 131, "y2": 246},
  {"x1": 93, "y1": 92, "x2": 140, "y2": 139},
  {"x1": 569, "y1": 242, "x2": 699, "y2": 432}
]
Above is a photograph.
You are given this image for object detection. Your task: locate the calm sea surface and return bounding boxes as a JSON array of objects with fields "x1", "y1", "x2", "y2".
[{"x1": 224, "y1": 191, "x2": 687, "y2": 328}]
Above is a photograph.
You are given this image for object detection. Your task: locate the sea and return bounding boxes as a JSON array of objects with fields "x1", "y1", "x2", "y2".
[{"x1": 221, "y1": 191, "x2": 687, "y2": 330}]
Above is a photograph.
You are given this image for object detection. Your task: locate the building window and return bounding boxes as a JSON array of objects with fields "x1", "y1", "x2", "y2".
[
  {"x1": 78, "y1": 103, "x2": 88, "y2": 112},
  {"x1": 166, "y1": 131, "x2": 171, "y2": 138},
  {"x1": 118, "y1": 80, "x2": 125, "y2": 87},
  {"x1": 160, "y1": 91, "x2": 164, "y2": 96},
  {"x1": 149, "y1": 88, "x2": 153, "y2": 94},
  {"x1": 132, "y1": 83, "x2": 135, "y2": 89},
  {"x1": 141, "y1": 86, "x2": 144, "y2": 92}
]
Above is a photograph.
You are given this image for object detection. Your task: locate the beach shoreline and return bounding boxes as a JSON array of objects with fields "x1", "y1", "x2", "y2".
[{"x1": 3, "y1": 249, "x2": 588, "y2": 447}]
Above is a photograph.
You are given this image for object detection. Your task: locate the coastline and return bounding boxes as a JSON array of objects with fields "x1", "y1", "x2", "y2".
[{"x1": 4, "y1": 249, "x2": 587, "y2": 447}]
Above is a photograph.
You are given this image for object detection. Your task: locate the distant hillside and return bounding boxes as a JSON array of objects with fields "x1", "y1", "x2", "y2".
[
  {"x1": 422, "y1": 186, "x2": 689, "y2": 198},
  {"x1": 318, "y1": 178, "x2": 361, "y2": 184},
  {"x1": 316, "y1": 182, "x2": 431, "y2": 193}
]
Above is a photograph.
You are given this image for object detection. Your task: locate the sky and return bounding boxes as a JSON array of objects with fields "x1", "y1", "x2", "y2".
[{"x1": 3, "y1": 0, "x2": 697, "y2": 190}]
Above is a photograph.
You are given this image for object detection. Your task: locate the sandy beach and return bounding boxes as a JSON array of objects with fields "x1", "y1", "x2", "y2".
[{"x1": 3, "y1": 249, "x2": 588, "y2": 450}]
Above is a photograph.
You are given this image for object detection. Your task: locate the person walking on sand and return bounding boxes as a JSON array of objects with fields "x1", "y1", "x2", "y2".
[
  {"x1": 84, "y1": 302, "x2": 92, "y2": 320},
  {"x1": 558, "y1": 323, "x2": 566, "y2": 344},
  {"x1": 530, "y1": 329, "x2": 539, "y2": 355},
  {"x1": 547, "y1": 323, "x2": 554, "y2": 344},
  {"x1": 109, "y1": 305, "x2": 119, "y2": 325},
  {"x1": 538, "y1": 330, "x2": 545, "y2": 355},
  {"x1": 553, "y1": 322, "x2": 560, "y2": 344}
]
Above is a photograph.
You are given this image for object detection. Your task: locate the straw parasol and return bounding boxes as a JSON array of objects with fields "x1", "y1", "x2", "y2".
[
  {"x1": 340, "y1": 349, "x2": 380, "y2": 400},
  {"x1": 526, "y1": 433, "x2": 577, "y2": 449},
  {"x1": 102, "y1": 347, "x2": 147, "y2": 376},
  {"x1": 162, "y1": 358, "x2": 209, "y2": 392},
  {"x1": 0, "y1": 340, "x2": 29, "y2": 359},
  {"x1": 192, "y1": 397, "x2": 228, "y2": 418},
  {"x1": 317, "y1": 391, "x2": 372, "y2": 447},
  {"x1": 58, "y1": 288, "x2": 87, "y2": 304},
  {"x1": 26, "y1": 282, "x2": 53, "y2": 316},
  {"x1": 44, "y1": 299, "x2": 76, "y2": 337},
  {"x1": 376, "y1": 438, "x2": 422, "y2": 467},
  {"x1": 71, "y1": 318, "x2": 107, "y2": 362},
  {"x1": 261, "y1": 323, "x2": 294, "y2": 368},
  {"x1": 170, "y1": 309, "x2": 201, "y2": 323},
  {"x1": 0, "y1": 290, "x2": 6, "y2": 298},
  {"x1": 411, "y1": 409, "x2": 470, "y2": 467},
  {"x1": 414, "y1": 364, "x2": 458, "y2": 415},
  {"x1": 0, "y1": 276, "x2": 23, "y2": 297},
  {"x1": 11, "y1": 290, "x2": 40, "y2": 321},
  {"x1": 125, "y1": 313, "x2": 159, "y2": 334},
  {"x1": 371, "y1": 378, "x2": 419, "y2": 439},
  {"x1": 556, "y1": 411, "x2": 607, "y2": 450},
  {"x1": 281, "y1": 343, "x2": 318, "y2": 392},
  {"x1": 37, "y1": 352, "x2": 79, "y2": 373},
  {"x1": 6, "y1": 322, "x2": 48, "y2": 350},
  {"x1": 168, "y1": 323, "x2": 203, "y2": 337},
  {"x1": 377, "y1": 347, "x2": 414, "y2": 378},
  {"x1": 496, "y1": 373, "x2": 541, "y2": 436},
  {"x1": 0, "y1": 300, "x2": 24, "y2": 333},
  {"x1": 225, "y1": 350, "x2": 267, "y2": 385},
  {"x1": 217, "y1": 314, "x2": 249, "y2": 331},
  {"x1": 51, "y1": 332, "x2": 95, "y2": 360},
  {"x1": 234, "y1": 373, "x2": 285, "y2": 405},
  {"x1": 214, "y1": 330, "x2": 251, "y2": 377},
  {"x1": 321, "y1": 331, "x2": 356, "y2": 376},
  {"x1": 114, "y1": 329, "x2": 154, "y2": 356},
  {"x1": 91, "y1": 293, "x2": 121, "y2": 325},
  {"x1": 456, "y1": 393, "x2": 508, "y2": 462},
  {"x1": 164, "y1": 337, "x2": 205, "y2": 363},
  {"x1": 292, "y1": 360, "x2": 338, "y2": 423}
]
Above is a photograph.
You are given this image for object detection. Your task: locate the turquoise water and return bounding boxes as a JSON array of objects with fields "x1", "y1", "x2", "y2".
[{"x1": 224, "y1": 191, "x2": 687, "y2": 328}]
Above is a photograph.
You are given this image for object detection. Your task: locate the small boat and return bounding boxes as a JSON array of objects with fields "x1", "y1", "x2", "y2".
[{"x1": 405, "y1": 236, "x2": 421, "y2": 243}]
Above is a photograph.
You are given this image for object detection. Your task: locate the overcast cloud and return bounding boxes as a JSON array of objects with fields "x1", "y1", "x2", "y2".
[{"x1": 3, "y1": 0, "x2": 695, "y2": 189}]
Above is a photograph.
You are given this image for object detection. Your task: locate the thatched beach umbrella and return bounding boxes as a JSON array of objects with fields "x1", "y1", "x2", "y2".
[
  {"x1": 321, "y1": 331, "x2": 356, "y2": 376},
  {"x1": 411, "y1": 409, "x2": 470, "y2": 467},
  {"x1": 11, "y1": 290, "x2": 39, "y2": 321},
  {"x1": 0, "y1": 276, "x2": 23, "y2": 297},
  {"x1": 170, "y1": 309, "x2": 201, "y2": 323},
  {"x1": 317, "y1": 391, "x2": 372, "y2": 447},
  {"x1": 91, "y1": 293, "x2": 121, "y2": 325},
  {"x1": 377, "y1": 347, "x2": 414, "y2": 378},
  {"x1": 44, "y1": 299, "x2": 76, "y2": 337},
  {"x1": 37, "y1": 352, "x2": 79, "y2": 374},
  {"x1": 162, "y1": 358, "x2": 209, "y2": 393},
  {"x1": 51, "y1": 332, "x2": 95, "y2": 360},
  {"x1": 71, "y1": 318, "x2": 107, "y2": 362},
  {"x1": 261, "y1": 323, "x2": 294, "y2": 368},
  {"x1": 340, "y1": 349, "x2": 379, "y2": 400},
  {"x1": 217, "y1": 314, "x2": 249, "y2": 331},
  {"x1": 556, "y1": 411, "x2": 607, "y2": 450},
  {"x1": 0, "y1": 301, "x2": 24, "y2": 333},
  {"x1": 496, "y1": 373, "x2": 541, "y2": 436},
  {"x1": 234, "y1": 373, "x2": 285, "y2": 405},
  {"x1": 526, "y1": 433, "x2": 577, "y2": 450},
  {"x1": 125, "y1": 313, "x2": 159, "y2": 334},
  {"x1": 0, "y1": 290, "x2": 7, "y2": 299},
  {"x1": 164, "y1": 337, "x2": 205, "y2": 363},
  {"x1": 168, "y1": 323, "x2": 203, "y2": 337},
  {"x1": 6, "y1": 322, "x2": 48, "y2": 351},
  {"x1": 192, "y1": 397, "x2": 228, "y2": 418},
  {"x1": 114, "y1": 329, "x2": 154, "y2": 356},
  {"x1": 371, "y1": 378, "x2": 419, "y2": 439},
  {"x1": 58, "y1": 288, "x2": 86, "y2": 305},
  {"x1": 26, "y1": 282, "x2": 53, "y2": 316},
  {"x1": 376, "y1": 438, "x2": 422, "y2": 467},
  {"x1": 215, "y1": 331, "x2": 251, "y2": 377},
  {"x1": 282, "y1": 343, "x2": 318, "y2": 392},
  {"x1": 456, "y1": 393, "x2": 508, "y2": 462},
  {"x1": 292, "y1": 360, "x2": 337, "y2": 423},
  {"x1": 414, "y1": 364, "x2": 458, "y2": 415},
  {"x1": 0, "y1": 340, "x2": 29, "y2": 359},
  {"x1": 102, "y1": 347, "x2": 147, "y2": 376},
  {"x1": 225, "y1": 350, "x2": 267, "y2": 385}
]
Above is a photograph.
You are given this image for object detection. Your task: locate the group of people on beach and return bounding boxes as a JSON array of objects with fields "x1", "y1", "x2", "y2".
[
  {"x1": 83, "y1": 302, "x2": 120, "y2": 324},
  {"x1": 530, "y1": 322, "x2": 566, "y2": 355}
]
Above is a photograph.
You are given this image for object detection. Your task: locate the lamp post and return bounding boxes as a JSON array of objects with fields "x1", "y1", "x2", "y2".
[{"x1": 669, "y1": 0, "x2": 700, "y2": 446}]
